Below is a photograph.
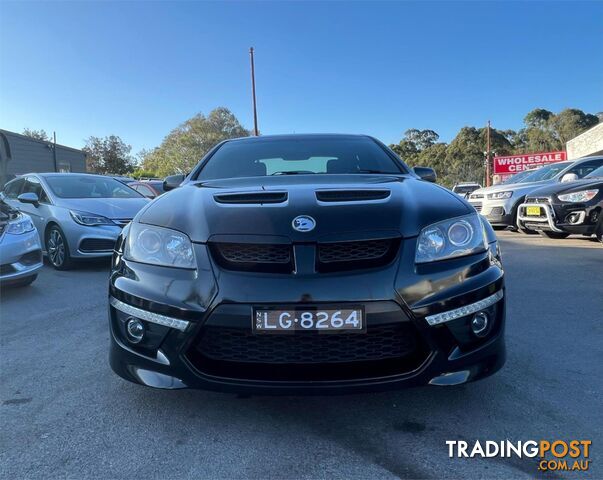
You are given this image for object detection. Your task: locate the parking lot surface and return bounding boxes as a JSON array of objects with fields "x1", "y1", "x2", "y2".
[{"x1": 1, "y1": 231, "x2": 602, "y2": 479}]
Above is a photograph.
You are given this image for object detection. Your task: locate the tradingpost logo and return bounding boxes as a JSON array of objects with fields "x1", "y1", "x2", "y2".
[{"x1": 446, "y1": 440, "x2": 591, "y2": 472}]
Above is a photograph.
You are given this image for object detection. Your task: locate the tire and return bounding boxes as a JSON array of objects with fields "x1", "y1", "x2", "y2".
[
  {"x1": 513, "y1": 203, "x2": 537, "y2": 234},
  {"x1": 5, "y1": 274, "x2": 37, "y2": 288},
  {"x1": 539, "y1": 231, "x2": 570, "y2": 239},
  {"x1": 517, "y1": 225, "x2": 538, "y2": 235},
  {"x1": 46, "y1": 225, "x2": 73, "y2": 270},
  {"x1": 595, "y1": 217, "x2": 603, "y2": 244}
]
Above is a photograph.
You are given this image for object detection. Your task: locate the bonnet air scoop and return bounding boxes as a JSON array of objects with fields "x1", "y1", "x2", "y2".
[
  {"x1": 315, "y1": 189, "x2": 391, "y2": 202},
  {"x1": 213, "y1": 192, "x2": 288, "y2": 204}
]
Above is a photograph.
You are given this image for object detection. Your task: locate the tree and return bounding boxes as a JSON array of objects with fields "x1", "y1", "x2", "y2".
[
  {"x1": 519, "y1": 108, "x2": 599, "y2": 152},
  {"x1": 390, "y1": 129, "x2": 439, "y2": 166},
  {"x1": 549, "y1": 108, "x2": 599, "y2": 146},
  {"x1": 22, "y1": 128, "x2": 50, "y2": 141},
  {"x1": 83, "y1": 135, "x2": 134, "y2": 175},
  {"x1": 142, "y1": 107, "x2": 250, "y2": 177},
  {"x1": 388, "y1": 107, "x2": 599, "y2": 188}
]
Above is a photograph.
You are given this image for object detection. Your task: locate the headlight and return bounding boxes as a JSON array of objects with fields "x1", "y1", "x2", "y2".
[
  {"x1": 416, "y1": 213, "x2": 487, "y2": 263},
  {"x1": 124, "y1": 223, "x2": 196, "y2": 269},
  {"x1": 487, "y1": 191, "x2": 513, "y2": 200},
  {"x1": 557, "y1": 189, "x2": 599, "y2": 203},
  {"x1": 6, "y1": 215, "x2": 35, "y2": 235},
  {"x1": 70, "y1": 210, "x2": 115, "y2": 226}
]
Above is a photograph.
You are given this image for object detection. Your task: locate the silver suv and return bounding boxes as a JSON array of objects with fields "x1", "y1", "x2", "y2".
[{"x1": 468, "y1": 156, "x2": 603, "y2": 230}]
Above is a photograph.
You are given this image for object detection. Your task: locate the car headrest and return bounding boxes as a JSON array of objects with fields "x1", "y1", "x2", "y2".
[
  {"x1": 327, "y1": 158, "x2": 356, "y2": 174},
  {"x1": 240, "y1": 161, "x2": 267, "y2": 177}
]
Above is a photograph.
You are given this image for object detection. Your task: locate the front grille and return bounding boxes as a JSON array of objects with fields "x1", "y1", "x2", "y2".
[
  {"x1": 79, "y1": 238, "x2": 116, "y2": 252},
  {"x1": 188, "y1": 323, "x2": 428, "y2": 381},
  {"x1": 471, "y1": 203, "x2": 482, "y2": 212},
  {"x1": 525, "y1": 197, "x2": 550, "y2": 204},
  {"x1": 210, "y1": 242, "x2": 293, "y2": 273},
  {"x1": 317, "y1": 238, "x2": 398, "y2": 272},
  {"x1": 470, "y1": 194, "x2": 484, "y2": 200}
]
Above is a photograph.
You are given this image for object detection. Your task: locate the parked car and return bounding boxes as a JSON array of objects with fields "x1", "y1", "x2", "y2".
[
  {"x1": 1, "y1": 173, "x2": 149, "y2": 270},
  {"x1": 517, "y1": 165, "x2": 603, "y2": 241},
  {"x1": 0, "y1": 199, "x2": 43, "y2": 287},
  {"x1": 128, "y1": 180, "x2": 165, "y2": 199},
  {"x1": 111, "y1": 176, "x2": 136, "y2": 185},
  {"x1": 494, "y1": 168, "x2": 541, "y2": 186},
  {"x1": 452, "y1": 182, "x2": 481, "y2": 198},
  {"x1": 109, "y1": 134, "x2": 505, "y2": 394},
  {"x1": 468, "y1": 156, "x2": 603, "y2": 230}
]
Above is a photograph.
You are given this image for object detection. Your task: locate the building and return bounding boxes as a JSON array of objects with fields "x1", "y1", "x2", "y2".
[
  {"x1": 0, "y1": 129, "x2": 87, "y2": 187},
  {"x1": 566, "y1": 122, "x2": 603, "y2": 159}
]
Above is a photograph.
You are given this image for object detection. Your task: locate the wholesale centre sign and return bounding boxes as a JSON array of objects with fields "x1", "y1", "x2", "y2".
[{"x1": 493, "y1": 151, "x2": 567, "y2": 174}]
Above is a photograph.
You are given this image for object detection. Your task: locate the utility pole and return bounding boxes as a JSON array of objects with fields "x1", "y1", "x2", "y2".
[
  {"x1": 53, "y1": 131, "x2": 58, "y2": 172},
  {"x1": 249, "y1": 47, "x2": 259, "y2": 136},
  {"x1": 485, "y1": 120, "x2": 491, "y2": 187}
]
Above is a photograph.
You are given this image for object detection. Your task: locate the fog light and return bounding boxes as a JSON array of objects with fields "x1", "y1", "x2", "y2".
[
  {"x1": 126, "y1": 317, "x2": 145, "y2": 343},
  {"x1": 471, "y1": 312, "x2": 489, "y2": 337}
]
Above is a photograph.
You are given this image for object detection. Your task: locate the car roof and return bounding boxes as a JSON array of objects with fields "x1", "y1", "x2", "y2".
[
  {"x1": 224, "y1": 133, "x2": 374, "y2": 144},
  {"x1": 26, "y1": 172, "x2": 116, "y2": 179}
]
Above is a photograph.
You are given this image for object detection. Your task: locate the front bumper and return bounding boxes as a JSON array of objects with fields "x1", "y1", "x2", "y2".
[
  {"x1": 108, "y1": 238, "x2": 506, "y2": 394},
  {"x1": 469, "y1": 197, "x2": 516, "y2": 227},
  {"x1": 0, "y1": 229, "x2": 43, "y2": 283},
  {"x1": 517, "y1": 200, "x2": 601, "y2": 235},
  {"x1": 62, "y1": 223, "x2": 124, "y2": 259}
]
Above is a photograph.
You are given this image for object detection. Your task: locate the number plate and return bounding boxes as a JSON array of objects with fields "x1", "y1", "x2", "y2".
[
  {"x1": 526, "y1": 206, "x2": 542, "y2": 216},
  {"x1": 253, "y1": 306, "x2": 364, "y2": 333}
]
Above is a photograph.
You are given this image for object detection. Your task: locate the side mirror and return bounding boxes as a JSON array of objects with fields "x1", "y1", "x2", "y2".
[
  {"x1": 163, "y1": 174, "x2": 185, "y2": 192},
  {"x1": 413, "y1": 166, "x2": 437, "y2": 183},
  {"x1": 17, "y1": 192, "x2": 39, "y2": 206},
  {"x1": 561, "y1": 173, "x2": 578, "y2": 183}
]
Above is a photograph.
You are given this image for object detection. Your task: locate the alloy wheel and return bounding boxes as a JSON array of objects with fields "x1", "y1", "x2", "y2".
[{"x1": 47, "y1": 229, "x2": 65, "y2": 267}]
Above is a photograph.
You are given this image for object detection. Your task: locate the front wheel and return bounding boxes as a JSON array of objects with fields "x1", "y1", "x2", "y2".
[
  {"x1": 46, "y1": 225, "x2": 73, "y2": 270},
  {"x1": 539, "y1": 231, "x2": 570, "y2": 239},
  {"x1": 595, "y1": 218, "x2": 603, "y2": 244}
]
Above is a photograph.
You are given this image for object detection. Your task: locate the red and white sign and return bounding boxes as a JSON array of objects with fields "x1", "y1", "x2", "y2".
[{"x1": 493, "y1": 151, "x2": 567, "y2": 174}]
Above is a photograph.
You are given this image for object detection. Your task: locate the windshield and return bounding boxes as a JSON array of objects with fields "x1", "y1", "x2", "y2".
[
  {"x1": 500, "y1": 169, "x2": 535, "y2": 185},
  {"x1": 453, "y1": 185, "x2": 479, "y2": 194},
  {"x1": 195, "y1": 137, "x2": 405, "y2": 181},
  {"x1": 148, "y1": 181, "x2": 165, "y2": 193},
  {"x1": 520, "y1": 162, "x2": 572, "y2": 182},
  {"x1": 45, "y1": 175, "x2": 143, "y2": 199},
  {"x1": 585, "y1": 165, "x2": 603, "y2": 179}
]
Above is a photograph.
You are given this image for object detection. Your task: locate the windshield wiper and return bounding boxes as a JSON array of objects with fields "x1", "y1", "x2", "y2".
[
  {"x1": 270, "y1": 171, "x2": 315, "y2": 176},
  {"x1": 355, "y1": 169, "x2": 401, "y2": 174}
]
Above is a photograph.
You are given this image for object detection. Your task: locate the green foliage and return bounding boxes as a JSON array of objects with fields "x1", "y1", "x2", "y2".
[
  {"x1": 131, "y1": 168, "x2": 160, "y2": 179},
  {"x1": 142, "y1": 107, "x2": 250, "y2": 177},
  {"x1": 390, "y1": 107, "x2": 599, "y2": 188},
  {"x1": 84, "y1": 135, "x2": 134, "y2": 175},
  {"x1": 22, "y1": 128, "x2": 50, "y2": 142}
]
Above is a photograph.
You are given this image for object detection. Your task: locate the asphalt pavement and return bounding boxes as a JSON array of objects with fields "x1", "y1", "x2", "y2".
[{"x1": 1, "y1": 231, "x2": 602, "y2": 479}]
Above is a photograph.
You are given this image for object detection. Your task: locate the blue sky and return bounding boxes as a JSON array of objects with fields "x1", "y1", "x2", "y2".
[{"x1": 1, "y1": 1, "x2": 601, "y2": 154}]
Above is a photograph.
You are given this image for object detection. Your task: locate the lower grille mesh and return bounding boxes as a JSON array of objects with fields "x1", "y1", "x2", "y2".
[
  {"x1": 79, "y1": 238, "x2": 116, "y2": 252},
  {"x1": 196, "y1": 324, "x2": 418, "y2": 364},
  {"x1": 187, "y1": 322, "x2": 429, "y2": 381}
]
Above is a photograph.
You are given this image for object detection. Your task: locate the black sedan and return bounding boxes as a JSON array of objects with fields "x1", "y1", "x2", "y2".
[
  {"x1": 108, "y1": 134, "x2": 505, "y2": 394},
  {"x1": 517, "y1": 164, "x2": 603, "y2": 241}
]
